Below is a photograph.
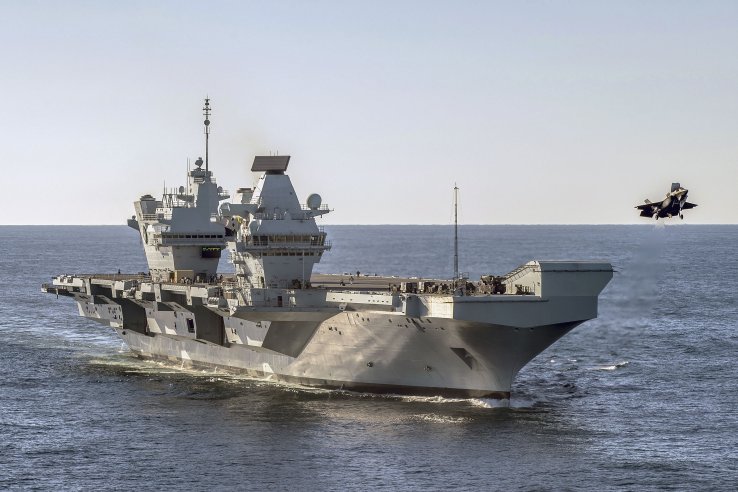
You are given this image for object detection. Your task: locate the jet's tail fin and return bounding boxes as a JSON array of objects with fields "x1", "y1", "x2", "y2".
[
  {"x1": 644, "y1": 199, "x2": 652, "y2": 204},
  {"x1": 671, "y1": 182, "x2": 681, "y2": 192}
]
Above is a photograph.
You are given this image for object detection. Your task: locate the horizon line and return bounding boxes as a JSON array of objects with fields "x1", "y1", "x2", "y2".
[{"x1": 2, "y1": 223, "x2": 736, "y2": 227}]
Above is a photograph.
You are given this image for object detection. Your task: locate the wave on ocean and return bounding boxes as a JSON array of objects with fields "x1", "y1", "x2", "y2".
[{"x1": 592, "y1": 361, "x2": 630, "y2": 371}]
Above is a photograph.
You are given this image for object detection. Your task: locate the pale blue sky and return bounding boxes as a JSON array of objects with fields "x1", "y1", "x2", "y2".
[{"x1": 1, "y1": 1, "x2": 736, "y2": 224}]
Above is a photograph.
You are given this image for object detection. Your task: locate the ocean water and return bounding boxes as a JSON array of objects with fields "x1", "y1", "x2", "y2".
[{"x1": 1, "y1": 225, "x2": 737, "y2": 490}]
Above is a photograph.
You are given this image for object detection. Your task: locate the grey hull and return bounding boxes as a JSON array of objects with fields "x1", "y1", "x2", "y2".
[{"x1": 113, "y1": 313, "x2": 582, "y2": 399}]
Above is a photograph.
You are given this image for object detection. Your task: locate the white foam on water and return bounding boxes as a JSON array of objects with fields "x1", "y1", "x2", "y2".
[
  {"x1": 88, "y1": 356, "x2": 228, "y2": 378},
  {"x1": 328, "y1": 392, "x2": 512, "y2": 409},
  {"x1": 397, "y1": 394, "x2": 466, "y2": 404},
  {"x1": 592, "y1": 361, "x2": 630, "y2": 371},
  {"x1": 469, "y1": 397, "x2": 511, "y2": 409},
  {"x1": 412, "y1": 414, "x2": 471, "y2": 424},
  {"x1": 395, "y1": 394, "x2": 511, "y2": 408},
  {"x1": 85, "y1": 356, "x2": 521, "y2": 408}
]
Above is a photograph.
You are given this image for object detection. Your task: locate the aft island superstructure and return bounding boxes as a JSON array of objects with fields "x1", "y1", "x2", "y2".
[{"x1": 43, "y1": 100, "x2": 613, "y2": 399}]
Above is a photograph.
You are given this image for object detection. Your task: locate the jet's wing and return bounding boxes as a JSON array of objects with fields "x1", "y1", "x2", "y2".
[
  {"x1": 681, "y1": 202, "x2": 698, "y2": 210},
  {"x1": 636, "y1": 201, "x2": 659, "y2": 217}
]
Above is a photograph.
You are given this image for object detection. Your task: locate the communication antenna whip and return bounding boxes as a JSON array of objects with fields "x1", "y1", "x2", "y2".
[
  {"x1": 454, "y1": 183, "x2": 459, "y2": 283},
  {"x1": 203, "y1": 97, "x2": 211, "y2": 173}
]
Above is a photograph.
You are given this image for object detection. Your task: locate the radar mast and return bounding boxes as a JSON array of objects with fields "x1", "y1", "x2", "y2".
[{"x1": 203, "y1": 97, "x2": 211, "y2": 173}]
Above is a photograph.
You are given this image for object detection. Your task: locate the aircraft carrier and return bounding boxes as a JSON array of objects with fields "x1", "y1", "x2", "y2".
[{"x1": 42, "y1": 99, "x2": 613, "y2": 399}]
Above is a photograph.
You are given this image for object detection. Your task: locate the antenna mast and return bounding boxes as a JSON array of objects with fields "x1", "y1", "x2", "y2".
[
  {"x1": 454, "y1": 183, "x2": 459, "y2": 283},
  {"x1": 203, "y1": 98, "x2": 211, "y2": 173}
]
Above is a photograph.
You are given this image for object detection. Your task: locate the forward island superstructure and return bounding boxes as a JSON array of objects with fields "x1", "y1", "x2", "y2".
[{"x1": 43, "y1": 100, "x2": 613, "y2": 399}]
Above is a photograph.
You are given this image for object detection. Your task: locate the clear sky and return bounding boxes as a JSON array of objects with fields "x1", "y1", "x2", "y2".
[{"x1": 1, "y1": 1, "x2": 736, "y2": 224}]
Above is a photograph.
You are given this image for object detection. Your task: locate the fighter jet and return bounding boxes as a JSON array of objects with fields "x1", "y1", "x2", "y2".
[{"x1": 635, "y1": 183, "x2": 697, "y2": 220}]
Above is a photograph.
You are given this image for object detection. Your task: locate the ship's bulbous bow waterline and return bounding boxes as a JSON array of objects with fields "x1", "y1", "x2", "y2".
[{"x1": 42, "y1": 100, "x2": 613, "y2": 398}]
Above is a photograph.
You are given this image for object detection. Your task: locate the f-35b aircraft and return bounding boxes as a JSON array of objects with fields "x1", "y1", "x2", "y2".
[{"x1": 636, "y1": 183, "x2": 697, "y2": 220}]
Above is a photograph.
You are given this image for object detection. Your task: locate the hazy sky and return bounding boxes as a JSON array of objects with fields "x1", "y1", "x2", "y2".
[{"x1": 2, "y1": 1, "x2": 737, "y2": 224}]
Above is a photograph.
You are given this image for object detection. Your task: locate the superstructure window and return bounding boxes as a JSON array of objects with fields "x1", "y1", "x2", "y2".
[{"x1": 201, "y1": 247, "x2": 221, "y2": 258}]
